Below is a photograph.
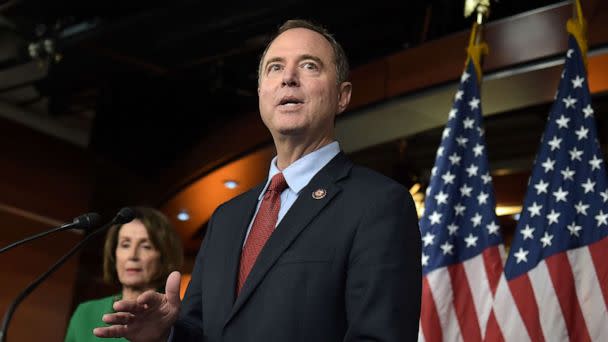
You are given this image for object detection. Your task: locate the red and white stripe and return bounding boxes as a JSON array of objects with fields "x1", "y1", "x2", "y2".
[
  {"x1": 419, "y1": 245, "x2": 505, "y2": 341},
  {"x1": 492, "y1": 237, "x2": 608, "y2": 341}
]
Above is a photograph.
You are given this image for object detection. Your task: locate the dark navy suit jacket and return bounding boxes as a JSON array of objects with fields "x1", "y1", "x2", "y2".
[{"x1": 173, "y1": 152, "x2": 422, "y2": 341}]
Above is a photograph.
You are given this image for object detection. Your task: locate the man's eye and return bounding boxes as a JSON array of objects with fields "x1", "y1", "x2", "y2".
[
  {"x1": 302, "y1": 62, "x2": 318, "y2": 70},
  {"x1": 268, "y1": 64, "x2": 282, "y2": 72}
]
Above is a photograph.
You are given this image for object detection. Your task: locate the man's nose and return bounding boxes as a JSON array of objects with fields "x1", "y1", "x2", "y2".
[{"x1": 281, "y1": 65, "x2": 300, "y2": 87}]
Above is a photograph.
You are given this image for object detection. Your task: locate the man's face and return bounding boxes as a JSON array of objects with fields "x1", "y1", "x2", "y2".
[{"x1": 258, "y1": 28, "x2": 351, "y2": 141}]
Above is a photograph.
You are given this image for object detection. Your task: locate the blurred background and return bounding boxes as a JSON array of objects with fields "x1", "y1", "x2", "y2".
[{"x1": 0, "y1": 0, "x2": 607, "y2": 340}]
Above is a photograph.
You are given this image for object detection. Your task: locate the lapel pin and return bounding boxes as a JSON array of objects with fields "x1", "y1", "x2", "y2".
[{"x1": 312, "y1": 188, "x2": 327, "y2": 199}]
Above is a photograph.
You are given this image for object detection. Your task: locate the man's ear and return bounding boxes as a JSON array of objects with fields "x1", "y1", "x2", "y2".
[{"x1": 337, "y1": 82, "x2": 352, "y2": 115}]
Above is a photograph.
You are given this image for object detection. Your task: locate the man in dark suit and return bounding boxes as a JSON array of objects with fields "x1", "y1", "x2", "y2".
[{"x1": 95, "y1": 19, "x2": 421, "y2": 342}]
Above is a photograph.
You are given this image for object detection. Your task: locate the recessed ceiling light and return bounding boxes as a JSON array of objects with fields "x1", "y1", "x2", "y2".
[
  {"x1": 224, "y1": 180, "x2": 238, "y2": 189},
  {"x1": 177, "y1": 209, "x2": 190, "y2": 221}
]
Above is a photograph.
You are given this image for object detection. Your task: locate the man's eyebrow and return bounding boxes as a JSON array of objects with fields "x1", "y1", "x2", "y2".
[
  {"x1": 263, "y1": 55, "x2": 325, "y2": 70},
  {"x1": 264, "y1": 57, "x2": 284, "y2": 70},
  {"x1": 300, "y1": 54, "x2": 324, "y2": 67}
]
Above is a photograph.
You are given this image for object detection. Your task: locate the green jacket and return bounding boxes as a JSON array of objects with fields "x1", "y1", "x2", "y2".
[{"x1": 65, "y1": 295, "x2": 127, "y2": 342}]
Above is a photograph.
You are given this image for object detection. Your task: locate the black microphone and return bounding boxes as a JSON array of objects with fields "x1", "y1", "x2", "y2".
[
  {"x1": 113, "y1": 207, "x2": 135, "y2": 225},
  {"x1": 0, "y1": 212, "x2": 102, "y2": 254},
  {"x1": 0, "y1": 207, "x2": 134, "y2": 342}
]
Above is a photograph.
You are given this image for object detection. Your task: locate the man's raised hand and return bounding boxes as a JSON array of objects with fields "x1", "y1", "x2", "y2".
[{"x1": 93, "y1": 271, "x2": 182, "y2": 342}]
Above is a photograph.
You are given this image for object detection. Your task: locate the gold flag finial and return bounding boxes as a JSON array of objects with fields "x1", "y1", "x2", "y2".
[
  {"x1": 464, "y1": 0, "x2": 490, "y2": 81},
  {"x1": 465, "y1": 0, "x2": 490, "y2": 24},
  {"x1": 566, "y1": 0, "x2": 588, "y2": 70}
]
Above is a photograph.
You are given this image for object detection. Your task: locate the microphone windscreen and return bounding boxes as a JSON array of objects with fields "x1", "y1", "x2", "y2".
[
  {"x1": 115, "y1": 207, "x2": 135, "y2": 224},
  {"x1": 73, "y1": 212, "x2": 102, "y2": 230}
]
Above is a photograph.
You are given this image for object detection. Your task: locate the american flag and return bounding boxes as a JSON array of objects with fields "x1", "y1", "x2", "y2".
[
  {"x1": 492, "y1": 35, "x2": 608, "y2": 341},
  {"x1": 418, "y1": 58, "x2": 506, "y2": 341}
]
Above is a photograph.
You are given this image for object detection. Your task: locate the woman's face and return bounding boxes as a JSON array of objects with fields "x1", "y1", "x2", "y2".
[{"x1": 115, "y1": 219, "x2": 161, "y2": 289}]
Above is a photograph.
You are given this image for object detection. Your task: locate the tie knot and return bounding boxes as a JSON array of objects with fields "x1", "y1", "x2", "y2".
[{"x1": 268, "y1": 172, "x2": 288, "y2": 193}]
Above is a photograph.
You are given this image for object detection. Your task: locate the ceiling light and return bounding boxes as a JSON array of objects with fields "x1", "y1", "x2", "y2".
[
  {"x1": 224, "y1": 180, "x2": 238, "y2": 189},
  {"x1": 495, "y1": 205, "x2": 522, "y2": 216},
  {"x1": 177, "y1": 209, "x2": 190, "y2": 221}
]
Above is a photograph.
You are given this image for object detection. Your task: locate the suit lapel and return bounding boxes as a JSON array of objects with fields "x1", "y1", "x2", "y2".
[
  {"x1": 215, "y1": 184, "x2": 263, "y2": 322},
  {"x1": 224, "y1": 153, "x2": 353, "y2": 328}
]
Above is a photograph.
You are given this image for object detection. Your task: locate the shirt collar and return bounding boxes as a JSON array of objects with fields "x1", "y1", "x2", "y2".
[{"x1": 259, "y1": 141, "x2": 341, "y2": 200}]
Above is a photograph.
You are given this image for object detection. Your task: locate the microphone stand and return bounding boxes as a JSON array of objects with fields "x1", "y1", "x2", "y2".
[
  {"x1": 0, "y1": 213, "x2": 101, "y2": 255},
  {"x1": 0, "y1": 208, "x2": 133, "y2": 342}
]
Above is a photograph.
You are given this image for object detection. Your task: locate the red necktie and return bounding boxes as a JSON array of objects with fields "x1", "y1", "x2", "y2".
[{"x1": 237, "y1": 172, "x2": 288, "y2": 294}]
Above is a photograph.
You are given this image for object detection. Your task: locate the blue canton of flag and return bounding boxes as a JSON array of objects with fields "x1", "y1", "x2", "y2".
[
  {"x1": 420, "y1": 60, "x2": 503, "y2": 274},
  {"x1": 504, "y1": 36, "x2": 608, "y2": 279}
]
